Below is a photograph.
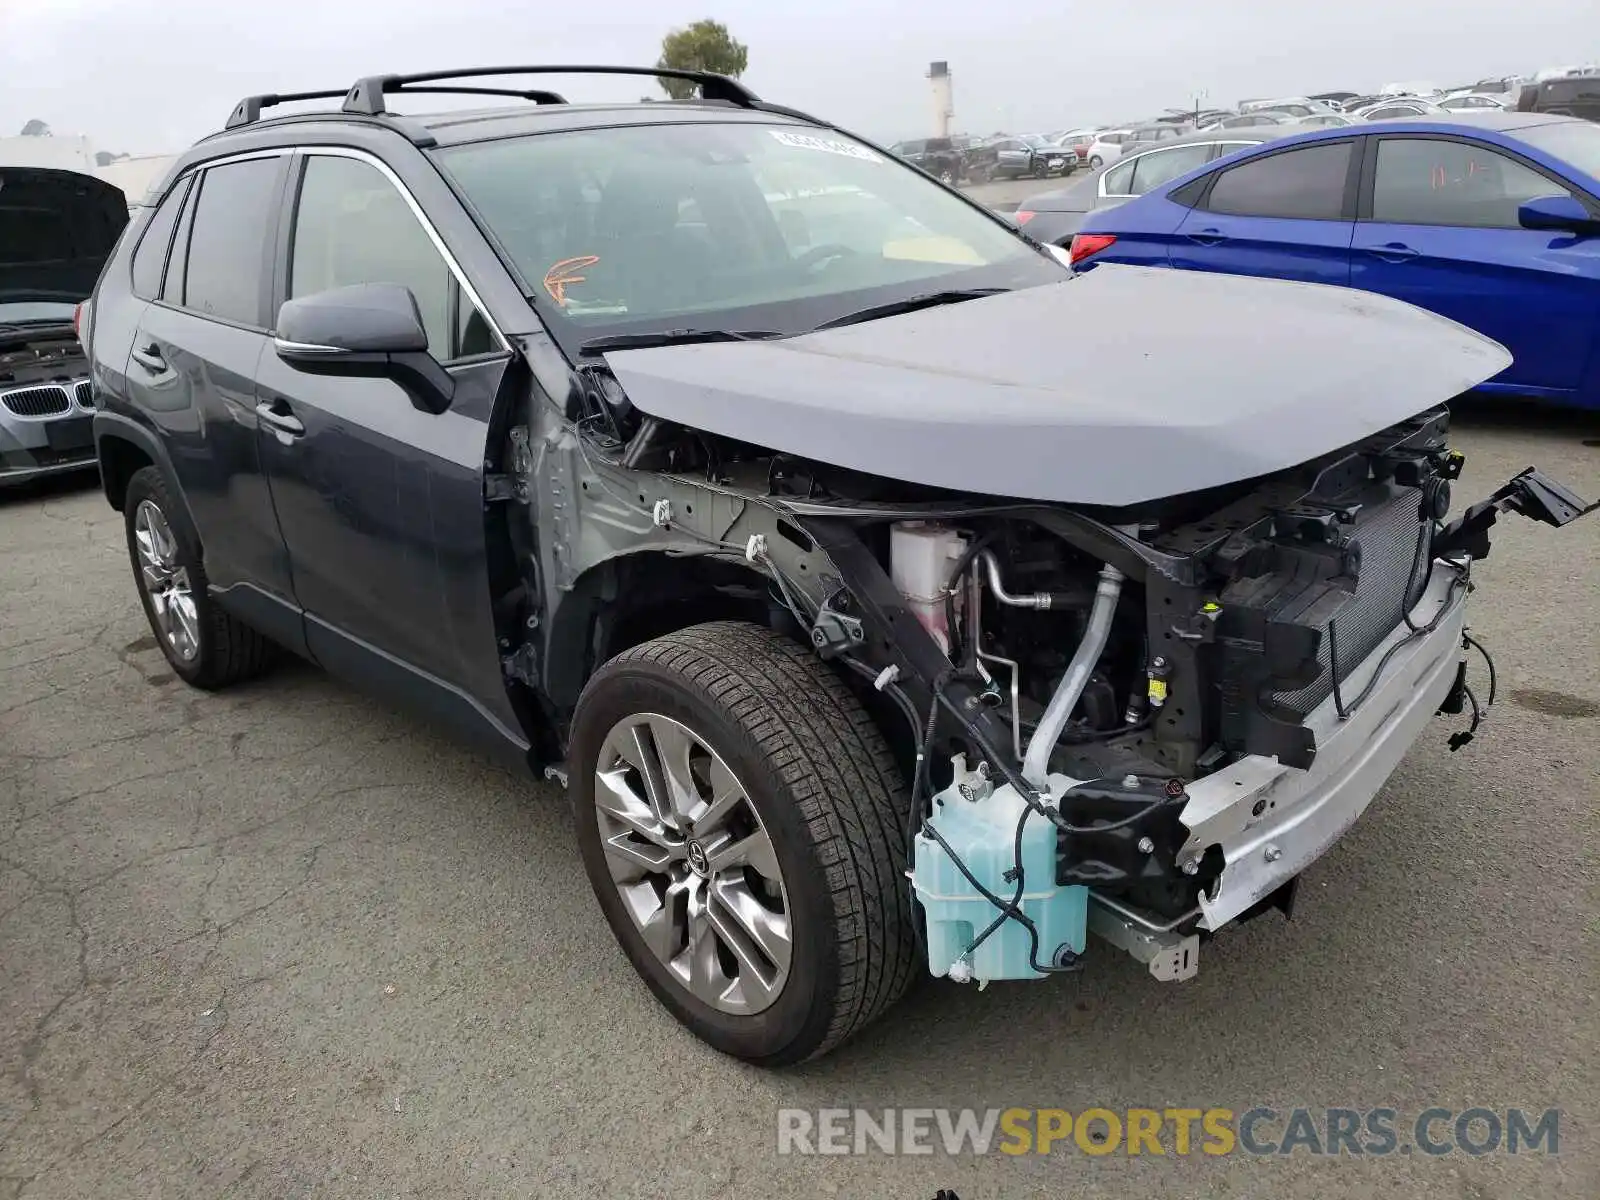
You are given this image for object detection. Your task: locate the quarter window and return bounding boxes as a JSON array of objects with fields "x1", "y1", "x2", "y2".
[
  {"x1": 162, "y1": 181, "x2": 198, "y2": 306},
  {"x1": 1370, "y1": 138, "x2": 1574, "y2": 228},
  {"x1": 1130, "y1": 144, "x2": 1214, "y2": 194},
  {"x1": 1204, "y1": 142, "x2": 1352, "y2": 220},
  {"x1": 289, "y1": 155, "x2": 471, "y2": 361},
  {"x1": 1102, "y1": 159, "x2": 1136, "y2": 196},
  {"x1": 130, "y1": 177, "x2": 189, "y2": 300},
  {"x1": 180, "y1": 157, "x2": 282, "y2": 325}
]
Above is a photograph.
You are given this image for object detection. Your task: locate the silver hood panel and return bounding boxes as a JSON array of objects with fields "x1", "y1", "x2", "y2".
[{"x1": 604, "y1": 264, "x2": 1511, "y2": 507}]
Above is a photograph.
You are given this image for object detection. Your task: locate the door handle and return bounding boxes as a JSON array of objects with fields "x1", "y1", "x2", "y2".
[
  {"x1": 1367, "y1": 242, "x2": 1420, "y2": 263},
  {"x1": 254, "y1": 400, "x2": 305, "y2": 437},
  {"x1": 129, "y1": 343, "x2": 166, "y2": 373},
  {"x1": 1186, "y1": 228, "x2": 1228, "y2": 247}
]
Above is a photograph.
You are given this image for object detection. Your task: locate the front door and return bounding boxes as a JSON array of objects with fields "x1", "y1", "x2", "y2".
[
  {"x1": 1350, "y1": 135, "x2": 1600, "y2": 393},
  {"x1": 252, "y1": 150, "x2": 518, "y2": 743}
]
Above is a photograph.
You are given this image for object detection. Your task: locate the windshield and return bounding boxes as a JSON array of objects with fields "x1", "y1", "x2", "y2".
[
  {"x1": 0, "y1": 300, "x2": 75, "y2": 326},
  {"x1": 437, "y1": 121, "x2": 1056, "y2": 347},
  {"x1": 1516, "y1": 121, "x2": 1600, "y2": 181}
]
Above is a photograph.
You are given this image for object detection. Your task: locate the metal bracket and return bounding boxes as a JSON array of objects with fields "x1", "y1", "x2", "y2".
[
  {"x1": 502, "y1": 643, "x2": 539, "y2": 687},
  {"x1": 1086, "y1": 897, "x2": 1200, "y2": 982},
  {"x1": 809, "y1": 593, "x2": 865, "y2": 659},
  {"x1": 1436, "y1": 466, "x2": 1595, "y2": 560}
]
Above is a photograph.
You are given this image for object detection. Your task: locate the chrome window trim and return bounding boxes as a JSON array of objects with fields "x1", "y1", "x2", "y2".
[
  {"x1": 295, "y1": 146, "x2": 510, "y2": 354},
  {"x1": 159, "y1": 144, "x2": 509, "y2": 355}
]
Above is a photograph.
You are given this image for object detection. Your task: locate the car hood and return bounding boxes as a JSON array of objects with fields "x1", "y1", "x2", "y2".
[
  {"x1": 604, "y1": 265, "x2": 1511, "y2": 507},
  {"x1": 0, "y1": 167, "x2": 128, "y2": 305}
]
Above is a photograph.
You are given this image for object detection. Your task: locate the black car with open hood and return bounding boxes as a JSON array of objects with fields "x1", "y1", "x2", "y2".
[
  {"x1": 0, "y1": 166, "x2": 127, "y2": 308},
  {"x1": 0, "y1": 166, "x2": 126, "y2": 484}
]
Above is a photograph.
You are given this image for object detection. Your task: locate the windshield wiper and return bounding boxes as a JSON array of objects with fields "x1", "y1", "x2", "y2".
[
  {"x1": 579, "y1": 328, "x2": 780, "y2": 355},
  {"x1": 812, "y1": 287, "x2": 1009, "y2": 332}
]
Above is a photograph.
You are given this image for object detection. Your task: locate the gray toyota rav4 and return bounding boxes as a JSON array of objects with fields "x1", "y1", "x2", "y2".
[{"x1": 87, "y1": 66, "x2": 1592, "y2": 1065}]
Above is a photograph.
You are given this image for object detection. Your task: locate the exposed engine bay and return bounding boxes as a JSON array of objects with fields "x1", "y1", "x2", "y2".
[
  {"x1": 521, "y1": 374, "x2": 1592, "y2": 989},
  {"x1": 0, "y1": 324, "x2": 86, "y2": 388}
]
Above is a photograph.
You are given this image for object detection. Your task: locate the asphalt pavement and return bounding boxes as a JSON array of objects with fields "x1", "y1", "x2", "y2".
[{"x1": 1, "y1": 403, "x2": 1596, "y2": 1199}]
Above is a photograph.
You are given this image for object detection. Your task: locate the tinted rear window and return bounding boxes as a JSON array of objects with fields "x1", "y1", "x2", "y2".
[
  {"x1": 180, "y1": 157, "x2": 281, "y2": 325},
  {"x1": 1204, "y1": 142, "x2": 1352, "y2": 219}
]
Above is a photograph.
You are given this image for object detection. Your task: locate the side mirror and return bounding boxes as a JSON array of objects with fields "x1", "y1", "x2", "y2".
[
  {"x1": 273, "y1": 282, "x2": 455, "y2": 414},
  {"x1": 1518, "y1": 194, "x2": 1600, "y2": 236}
]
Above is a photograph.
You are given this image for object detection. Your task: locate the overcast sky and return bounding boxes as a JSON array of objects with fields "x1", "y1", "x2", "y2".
[{"x1": 2, "y1": 0, "x2": 1592, "y2": 153}]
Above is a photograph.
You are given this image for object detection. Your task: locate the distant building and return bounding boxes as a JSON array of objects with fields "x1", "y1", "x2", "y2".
[
  {"x1": 95, "y1": 154, "x2": 180, "y2": 206},
  {"x1": 1, "y1": 134, "x2": 177, "y2": 209},
  {"x1": 0, "y1": 133, "x2": 97, "y2": 172}
]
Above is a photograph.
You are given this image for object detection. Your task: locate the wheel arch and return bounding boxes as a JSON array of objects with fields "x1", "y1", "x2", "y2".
[
  {"x1": 93, "y1": 411, "x2": 183, "y2": 523},
  {"x1": 542, "y1": 550, "x2": 781, "y2": 721}
]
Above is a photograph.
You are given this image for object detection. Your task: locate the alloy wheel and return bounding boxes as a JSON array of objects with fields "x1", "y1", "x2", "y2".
[
  {"x1": 592, "y1": 713, "x2": 791, "y2": 1015},
  {"x1": 133, "y1": 499, "x2": 200, "y2": 662}
]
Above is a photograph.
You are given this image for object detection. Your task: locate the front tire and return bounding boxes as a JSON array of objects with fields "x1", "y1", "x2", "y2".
[
  {"x1": 1089, "y1": 154, "x2": 1104, "y2": 168},
  {"x1": 123, "y1": 466, "x2": 273, "y2": 689},
  {"x1": 569, "y1": 621, "x2": 916, "y2": 1065}
]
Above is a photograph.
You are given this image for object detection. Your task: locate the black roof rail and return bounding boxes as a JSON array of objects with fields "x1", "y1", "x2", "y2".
[
  {"x1": 342, "y1": 65, "x2": 761, "y2": 117},
  {"x1": 391, "y1": 85, "x2": 567, "y2": 105},
  {"x1": 225, "y1": 89, "x2": 352, "y2": 130}
]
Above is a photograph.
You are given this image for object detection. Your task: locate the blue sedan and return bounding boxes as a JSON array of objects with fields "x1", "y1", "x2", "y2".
[{"x1": 1070, "y1": 113, "x2": 1600, "y2": 410}]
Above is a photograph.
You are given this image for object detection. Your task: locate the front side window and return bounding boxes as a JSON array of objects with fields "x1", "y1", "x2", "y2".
[
  {"x1": 289, "y1": 154, "x2": 458, "y2": 360},
  {"x1": 435, "y1": 121, "x2": 1054, "y2": 346},
  {"x1": 1204, "y1": 142, "x2": 1353, "y2": 219},
  {"x1": 1370, "y1": 138, "x2": 1574, "y2": 227},
  {"x1": 181, "y1": 157, "x2": 282, "y2": 325}
]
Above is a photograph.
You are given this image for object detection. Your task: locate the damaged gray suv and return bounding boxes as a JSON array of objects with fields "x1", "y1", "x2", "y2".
[{"x1": 87, "y1": 66, "x2": 1592, "y2": 1065}]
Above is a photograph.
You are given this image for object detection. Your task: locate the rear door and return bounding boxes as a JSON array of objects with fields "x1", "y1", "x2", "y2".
[
  {"x1": 1171, "y1": 139, "x2": 1359, "y2": 285},
  {"x1": 252, "y1": 149, "x2": 518, "y2": 744},
  {"x1": 123, "y1": 152, "x2": 304, "y2": 650},
  {"x1": 1085, "y1": 142, "x2": 1224, "y2": 265},
  {"x1": 1350, "y1": 134, "x2": 1600, "y2": 392}
]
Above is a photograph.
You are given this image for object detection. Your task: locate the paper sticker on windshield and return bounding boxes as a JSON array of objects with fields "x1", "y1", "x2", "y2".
[{"x1": 768, "y1": 130, "x2": 882, "y2": 163}]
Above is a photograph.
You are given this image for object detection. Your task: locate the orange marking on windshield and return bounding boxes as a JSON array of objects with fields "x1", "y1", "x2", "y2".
[{"x1": 543, "y1": 255, "x2": 600, "y2": 306}]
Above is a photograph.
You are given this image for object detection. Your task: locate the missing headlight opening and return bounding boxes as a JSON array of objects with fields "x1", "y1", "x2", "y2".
[{"x1": 749, "y1": 412, "x2": 1586, "y2": 991}]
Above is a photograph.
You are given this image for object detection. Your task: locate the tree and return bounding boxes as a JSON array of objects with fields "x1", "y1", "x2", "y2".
[
  {"x1": 20, "y1": 118, "x2": 51, "y2": 136},
  {"x1": 656, "y1": 19, "x2": 748, "y2": 100}
]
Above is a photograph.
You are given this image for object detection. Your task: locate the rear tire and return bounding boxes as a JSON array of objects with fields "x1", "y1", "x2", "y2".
[
  {"x1": 123, "y1": 466, "x2": 273, "y2": 689},
  {"x1": 569, "y1": 621, "x2": 917, "y2": 1065},
  {"x1": 1089, "y1": 154, "x2": 1104, "y2": 168}
]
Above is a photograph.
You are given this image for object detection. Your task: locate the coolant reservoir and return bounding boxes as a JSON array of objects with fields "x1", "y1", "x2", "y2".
[
  {"x1": 890, "y1": 522, "x2": 966, "y2": 653},
  {"x1": 912, "y1": 759, "x2": 1089, "y2": 982}
]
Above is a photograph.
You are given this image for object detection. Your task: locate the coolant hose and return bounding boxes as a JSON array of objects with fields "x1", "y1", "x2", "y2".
[{"x1": 1020, "y1": 563, "x2": 1125, "y2": 786}]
